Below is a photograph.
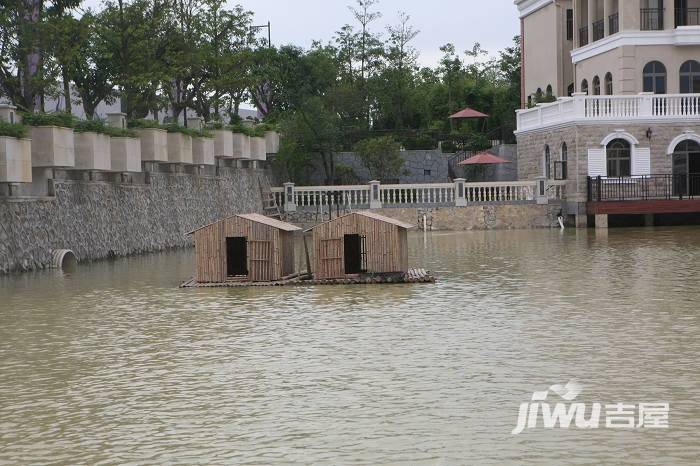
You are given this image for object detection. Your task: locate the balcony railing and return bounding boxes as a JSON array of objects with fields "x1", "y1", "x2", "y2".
[
  {"x1": 516, "y1": 93, "x2": 700, "y2": 132},
  {"x1": 641, "y1": 8, "x2": 664, "y2": 30},
  {"x1": 609, "y1": 13, "x2": 619, "y2": 34},
  {"x1": 676, "y1": 8, "x2": 700, "y2": 27},
  {"x1": 592, "y1": 19, "x2": 605, "y2": 41},
  {"x1": 579, "y1": 26, "x2": 589, "y2": 46},
  {"x1": 588, "y1": 175, "x2": 700, "y2": 202}
]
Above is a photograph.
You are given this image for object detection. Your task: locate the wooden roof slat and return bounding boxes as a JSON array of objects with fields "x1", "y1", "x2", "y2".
[
  {"x1": 305, "y1": 211, "x2": 415, "y2": 231},
  {"x1": 186, "y1": 213, "x2": 301, "y2": 235}
]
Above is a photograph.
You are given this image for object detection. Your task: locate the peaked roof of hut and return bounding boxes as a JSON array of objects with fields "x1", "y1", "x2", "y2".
[
  {"x1": 186, "y1": 213, "x2": 301, "y2": 235},
  {"x1": 306, "y1": 211, "x2": 415, "y2": 231}
]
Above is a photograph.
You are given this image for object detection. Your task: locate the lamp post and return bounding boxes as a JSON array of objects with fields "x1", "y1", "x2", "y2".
[{"x1": 250, "y1": 21, "x2": 271, "y2": 48}]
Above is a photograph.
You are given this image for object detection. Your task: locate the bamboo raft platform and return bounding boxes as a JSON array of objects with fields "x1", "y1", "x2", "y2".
[{"x1": 180, "y1": 268, "x2": 436, "y2": 288}]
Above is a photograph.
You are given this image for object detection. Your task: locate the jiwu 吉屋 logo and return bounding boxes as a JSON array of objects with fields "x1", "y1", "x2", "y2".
[{"x1": 512, "y1": 380, "x2": 669, "y2": 435}]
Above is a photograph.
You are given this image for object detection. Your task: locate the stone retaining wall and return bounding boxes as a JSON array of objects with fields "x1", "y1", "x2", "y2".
[
  {"x1": 0, "y1": 168, "x2": 263, "y2": 273},
  {"x1": 286, "y1": 203, "x2": 561, "y2": 231}
]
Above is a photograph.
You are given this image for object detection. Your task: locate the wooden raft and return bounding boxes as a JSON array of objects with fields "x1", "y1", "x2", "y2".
[{"x1": 179, "y1": 268, "x2": 436, "y2": 288}]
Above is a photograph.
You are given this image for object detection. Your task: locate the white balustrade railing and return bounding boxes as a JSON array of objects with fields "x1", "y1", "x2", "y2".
[
  {"x1": 272, "y1": 180, "x2": 567, "y2": 212},
  {"x1": 517, "y1": 92, "x2": 700, "y2": 132}
]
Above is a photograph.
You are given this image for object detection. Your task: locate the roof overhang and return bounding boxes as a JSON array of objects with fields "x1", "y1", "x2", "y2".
[{"x1": 514, "y1": 0, "x2": 554, "y2": 18}]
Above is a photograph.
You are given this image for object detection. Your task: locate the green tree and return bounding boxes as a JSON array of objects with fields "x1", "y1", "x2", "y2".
[{"x1": 354, "y1": 135, "x2": 403, "y2": 182}]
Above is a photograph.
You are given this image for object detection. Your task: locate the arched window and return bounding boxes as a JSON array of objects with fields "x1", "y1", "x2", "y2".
[
  {"x1": 593, "y1": 76, "x2": 601, "y2": 95},
  {"x1": 605, "y1": 72, "x2": 613, "y2": 95},
  {"x1": 527, "y1": 95, "x2": 533, "y2": 107},
  {"x1": 544, "y1": 145, "x2": 552, "y2": 179},
  {"x1": 581, "y1": 79, "x2": 589, "y2": 95},
  {"x1": 606, "y1": 139, "x2": 632, "y2": 177},
  {"x1": 680, "y1": 60, "x2": 700, "y2": 94},
  {"x1": 560, "y1": 142, "x2": 568, "y2": 179},
  {"x1": 567, "y1": 83, "x2": 575, "y2": 96},
  {"x1": 546, "y1": 85, "x2": 553, "y2": 97},
  {"x1": 643, "y1": 61, "x2": 667, "y2": 94}
]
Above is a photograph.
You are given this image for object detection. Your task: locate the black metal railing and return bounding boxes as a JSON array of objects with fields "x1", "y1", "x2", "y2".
[
  {"x1": 592, "y1": 19, "x2": 605, "y2": 41},
  {"x1": 588, "y1": 174, "x2": 700, "y2": 202},
  {"x1": 609, "y1": 13, "x2": 619, "y2": 34},
  {"x1": 579, "y1": 26, "x2": 589, "y2": 46},
  {"x1": 676, "y1": 8, "x2": 700, "y2": 27},
  {"x1": 641, "y1": 8, "x2": 664, "y2": 30}
]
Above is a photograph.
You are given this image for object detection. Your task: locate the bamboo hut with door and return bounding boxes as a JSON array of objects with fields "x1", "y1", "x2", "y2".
[
  {"x1": 309, "y1": 211, "x2": 415, "y2": 280},
  {"x1": 187, "y1": 213, "x2": 301, "y2": 283}
]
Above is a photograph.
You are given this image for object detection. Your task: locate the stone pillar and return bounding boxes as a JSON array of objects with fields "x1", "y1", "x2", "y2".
[
  {"x1": 535, "y1": 176, "x2": 549, "y2": 205},
  {"x1": 639, "y1": 92, "x2": 654, "y2": 116},
  {"x1": 369, "y1": 180, "x2": 382, "y2": 209},
  {"x1": 283, "y1": 182, "x2": 296, "y2": 213},
  {"x1": 575, "y1": 214, "x2": 589, "y2": 228},
  {"x1": 187, "y1": 117, "x2": 203, "y2": 131},
  {"x1": 0, "y1": 104, "x2": 18, "y2": 124},
  {"x1": 587, "y1": 0, "x2": 595, "y2": 41},
  {"x1": 454, "y1": 178, "x2": 467, "y2": 207},
  {"x1": 603, "y1": 0, "x2": 610, "y2": 36},
  {"x1": 106, "y1": 112, "x2": 127, "y2": 129},
  {"x1": 595, "y1": 213, "x2": 608, "y2": 229}
]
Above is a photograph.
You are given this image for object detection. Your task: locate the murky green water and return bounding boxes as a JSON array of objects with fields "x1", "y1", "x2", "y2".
[{"x1": 1, "y1": 228, "x2": 700, "y2": 465}]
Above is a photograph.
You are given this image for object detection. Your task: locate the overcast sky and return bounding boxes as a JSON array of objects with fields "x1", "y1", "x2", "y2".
[
  {"x1": 81, "y1": 0, "x2": 520, "y2": 67},
  {"x1": 238, "y1": 0, "x2": 520, "y2": 67}
]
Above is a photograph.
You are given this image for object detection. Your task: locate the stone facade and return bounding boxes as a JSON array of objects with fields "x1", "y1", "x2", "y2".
[
  {"x1": 516, "y1": 121, "x2": 700, "y2": 206},
  {"x1": 303, "y1": 150, "x2": 453, "y2": 185},
  {"x1": 285, "y1": 204, "x2": 561, "y2": 231},
  {"x1": 0, "y1": 168, "x2": 263, "y2": 273}
]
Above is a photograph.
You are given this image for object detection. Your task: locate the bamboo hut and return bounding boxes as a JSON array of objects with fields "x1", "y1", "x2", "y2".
[
  {"x1": 309, "y1": 211, "x2": 415, "y2": 280},
  {"x1": 187, "y1": 213, "x2": 301, "y2": 283}
]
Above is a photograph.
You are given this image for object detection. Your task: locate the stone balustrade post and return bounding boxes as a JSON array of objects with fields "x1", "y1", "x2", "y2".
[
  {"x1": 187, "y1": 117, "x2": 203, "y2": 131},
  {"x1": 639, "y1": 92, "x2": 654, "y2": 117},
  {"x1": 535, "y1": 176, "x2": 549, "y2": 205},
  {"x1": 106, "y1": 112, "x2": 127, "y2": 129},
  {"x1": 454, "y1": 178, "x2": 467, "y2": 207},
  {"x1": 369, "y1": 180, "x2": 382, "y2": 209},
  {"x1": 571, "y1": 92, "x2": 587, "y2": 115},
  {"x1": 283, "y1": 182, "x2": 296, "y2": 212}
]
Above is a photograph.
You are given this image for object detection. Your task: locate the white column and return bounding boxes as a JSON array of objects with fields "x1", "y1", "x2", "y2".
[
  {"x1": 588, "y1": 0, "x2": 595, "y2": 42},
  {"x1": 369, "y1": 180, "x2": 382, "y2": 209},
  {"x1": 283, "y1": 182, "x2": 296, "y2": 212},
  {"x1": 603, "y1": 0, "x2": 611, "y2": 36},
  {"x1": 454, "y1": 178, "x2": 467, "y2": 207}
]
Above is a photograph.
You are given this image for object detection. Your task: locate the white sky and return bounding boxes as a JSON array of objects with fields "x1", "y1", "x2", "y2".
[{"x1": 81, "y1": 0, "x2": 520, "y2": 68}]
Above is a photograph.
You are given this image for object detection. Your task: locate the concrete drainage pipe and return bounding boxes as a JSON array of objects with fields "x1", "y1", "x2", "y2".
[{"x1": 51, "y1": 249, "x2": 77, "y2": 272}]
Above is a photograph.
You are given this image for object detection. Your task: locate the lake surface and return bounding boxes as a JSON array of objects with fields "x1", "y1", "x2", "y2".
[{"x1": 1, "y1": 228, "x2": 700, "y2": 465}]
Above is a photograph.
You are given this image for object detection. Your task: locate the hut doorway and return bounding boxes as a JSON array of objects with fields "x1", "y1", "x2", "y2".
[
  {"x1": 344, "y1": 234, "x2": 366, "y2": 274},
  {"x1": 226, "y1": 237, "x2": 248, "y2": 277}
]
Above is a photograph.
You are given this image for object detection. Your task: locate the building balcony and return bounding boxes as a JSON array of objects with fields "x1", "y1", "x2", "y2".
[
  {"x1": 609, "y1": 12, "x2": 619, "y2": 34},
  {"x1": 516, "y1": 93, "x2": 700, "y2": 133},
  {"x1": 592, "y1": 19, "x2": 605, "y2": 41},
  {"x1": 579, "y1": 26, "x2": 589, "y2": 46},
  {"x1": 641, "y1": 8, "x2": 664, "y2": 31},
  {"x1": 676, "y1": 8, "x2": 700, "y2": 27}
]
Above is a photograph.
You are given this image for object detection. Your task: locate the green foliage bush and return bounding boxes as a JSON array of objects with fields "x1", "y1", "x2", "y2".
[
  {"x1": 21, "y1": 112, "x2": 76, "y2": 128},
  {"x1": 402, "y1": 133, "x2": 437, "y2": 150},
  {"x1": 354, "y1": 136, "x2": 405, "y2": 182},
  {"x1": 127, "y1": 119, "x2": 166, "y2": 130},
  {"x1": 75, "y1": 120, "x2": 137, "y2": 137},
  {"x1": 0, "y1": 121, "x2": 28, "y2": 139}
]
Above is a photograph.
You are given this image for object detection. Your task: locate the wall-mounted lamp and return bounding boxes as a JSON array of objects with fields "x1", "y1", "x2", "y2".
[{"x1": 646, "y1": 128, "x2": 653, "y2": 139}]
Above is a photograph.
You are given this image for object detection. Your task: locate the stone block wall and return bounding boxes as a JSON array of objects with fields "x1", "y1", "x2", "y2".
[
  {"x1": 516, "y1": 121, "x2": 700, "y2": 203},
  {"x1": 285, "y1": 204, "x2": 561, "y2": 231},
  {"x1": 301, "y1": 150, "x2": 452, "y2": 185},
  {"x1": 0, "y1": 168, "x2": 263, "y2": 273}
]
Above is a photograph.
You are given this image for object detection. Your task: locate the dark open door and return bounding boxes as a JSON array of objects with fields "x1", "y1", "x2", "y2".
[
  {"x1": 344, "y1": 234, "x2": 366, "y2": 275},
  {"x1": 226, "y1": 237, "x2": 247, "y2": 277}
]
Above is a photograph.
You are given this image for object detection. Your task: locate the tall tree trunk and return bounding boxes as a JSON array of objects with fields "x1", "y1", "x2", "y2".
[
  {"x1": 20, "y1": 0, "x2": 43, "y2": 112},
  {"x1": 62, "y1": 67, "x2": 71, "y2": 114}
]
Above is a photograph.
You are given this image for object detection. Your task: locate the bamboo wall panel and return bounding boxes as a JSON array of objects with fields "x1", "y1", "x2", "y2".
[
  {"x1": 312, "y1": 213, "x2": 409, "y2": 280},
  {"x1": 193, "y1": 215, "x2": 297, "y2": 283}
]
